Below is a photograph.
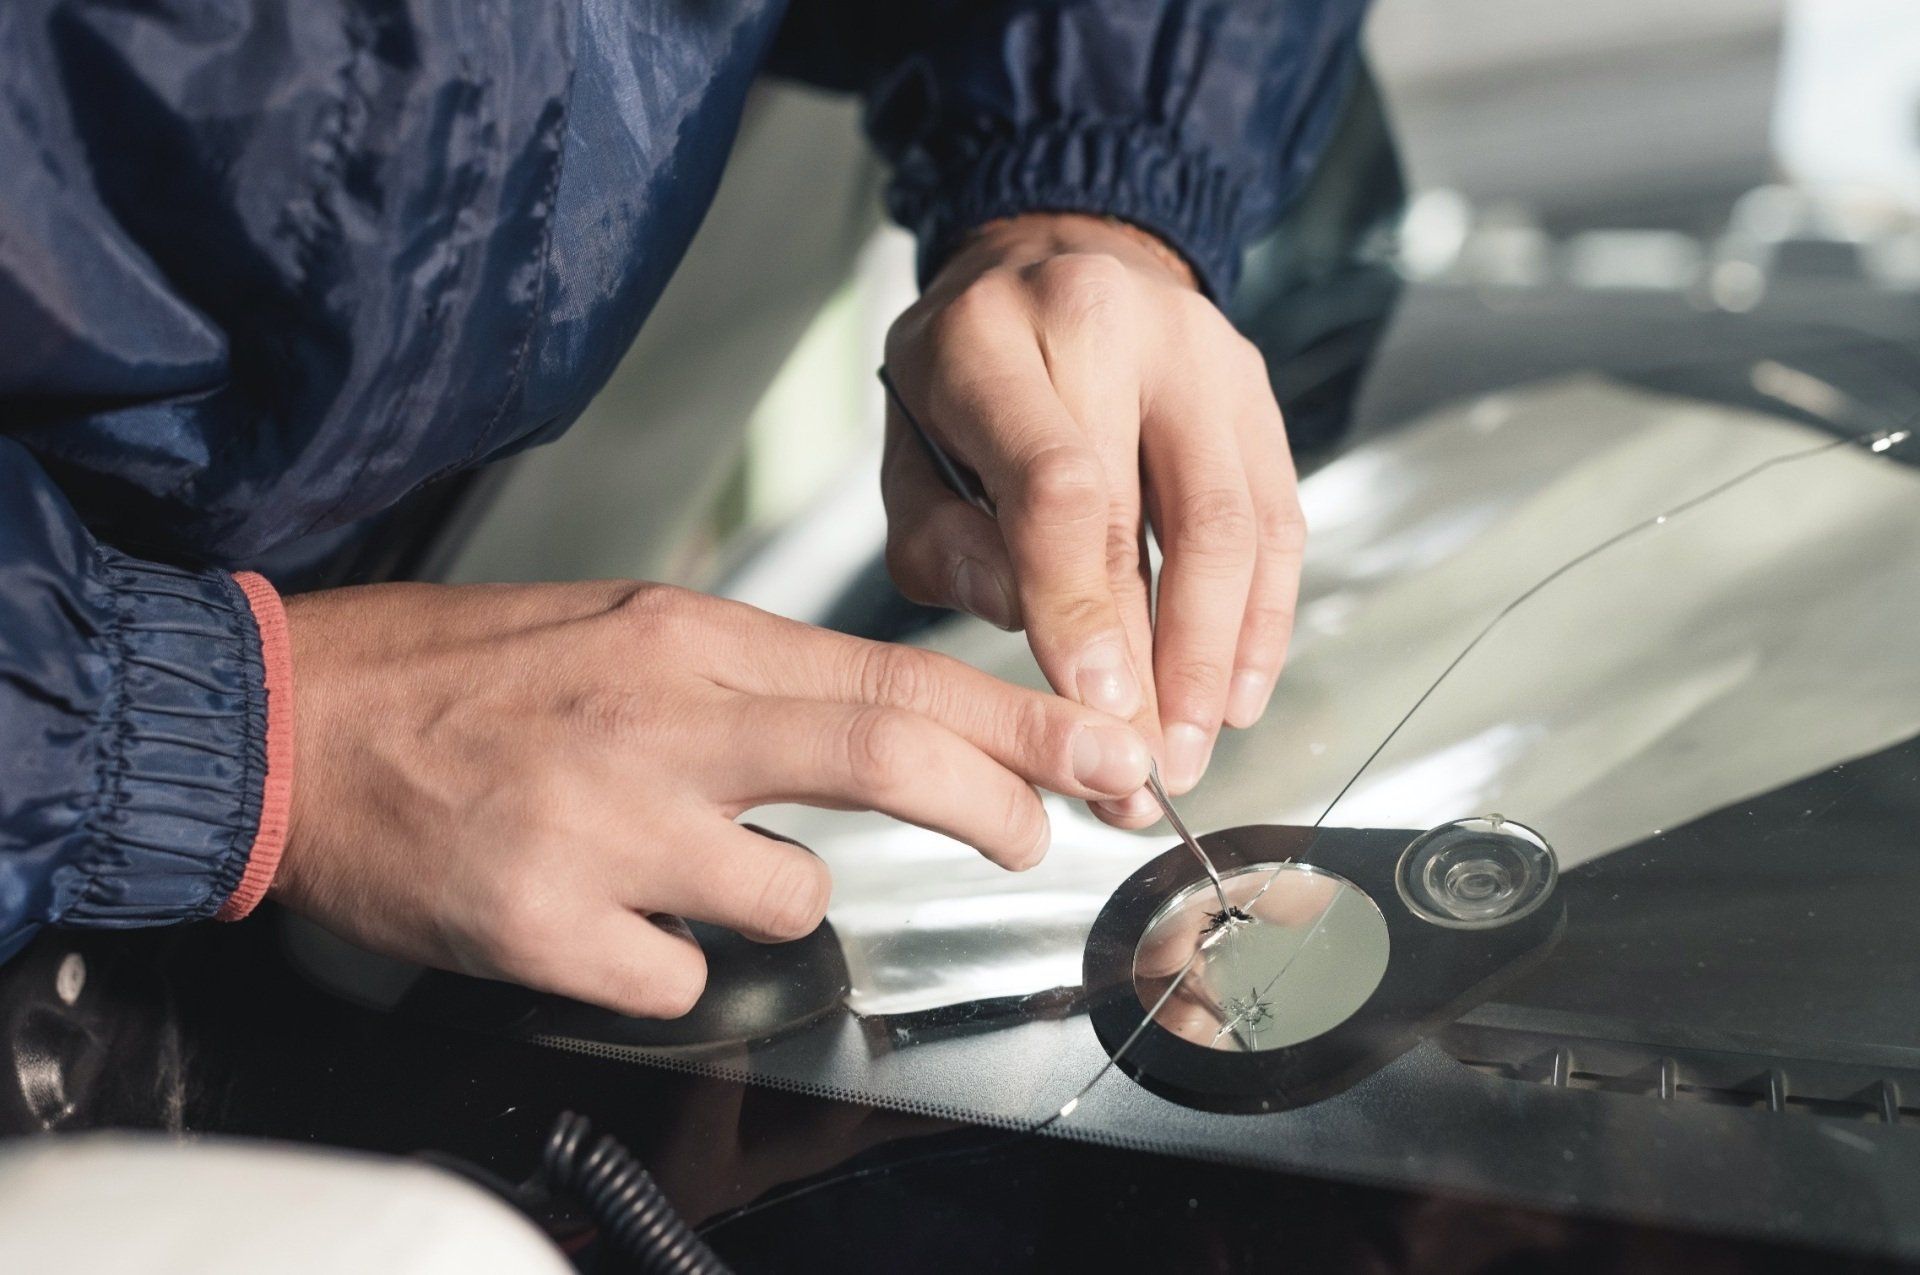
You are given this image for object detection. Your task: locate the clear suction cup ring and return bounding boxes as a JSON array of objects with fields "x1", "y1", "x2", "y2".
[{"x1": 1395, "y1": 817, "x2": 1557, "y2": 929}]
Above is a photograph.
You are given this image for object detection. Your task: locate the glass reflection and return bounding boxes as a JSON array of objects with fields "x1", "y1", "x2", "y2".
[{"x1": 1132, "y1": 864, "x2": 1390, "y2": 1053}]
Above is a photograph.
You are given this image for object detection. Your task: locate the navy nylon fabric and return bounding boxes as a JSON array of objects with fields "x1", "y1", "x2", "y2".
[{"x1": 0, "y1": 0, "x2": 1366, "y2": 954}]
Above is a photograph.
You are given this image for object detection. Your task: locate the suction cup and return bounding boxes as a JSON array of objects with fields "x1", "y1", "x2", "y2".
[{"x1": 1397, "y1": 817, "x2": 1556, "y2": 929}]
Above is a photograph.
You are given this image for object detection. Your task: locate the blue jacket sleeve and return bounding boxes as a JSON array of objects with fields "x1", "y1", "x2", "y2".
[
  {"x1": 769, "y1": 0, "x2": 1372, "y2": 300},
  {"x1": 0, "y1": 439, "x2": 270, "y2": 961}
]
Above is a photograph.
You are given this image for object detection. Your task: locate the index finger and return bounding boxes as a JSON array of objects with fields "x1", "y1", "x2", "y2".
[{"x1": 695, "y1": 610, "x2": 1153, "y2": 802}]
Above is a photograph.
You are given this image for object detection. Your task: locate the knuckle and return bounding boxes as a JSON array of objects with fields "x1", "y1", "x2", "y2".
[
  {"x1": 857, "y1": 643, "x2": 934, "y2": 711},
  {"x1": 1029, "y1": 253, "x2": 1131, "y2": 326},
  {"x1": 1241, "y1": 601, "x2": 1298, "y2": 651},
  {"x1": 612, "y1": 582, "x2": 688, "y2": 625},
  {"x1": 933, "y1": 272, "x2": 1018, "y2": 343},
  {"x1": 1165, "y1": 654, "x2": 1230, "y2": 704},
  {"x1": 1011, "y1": 694, "x2": 1065, "y2": 769},
  {"x1": 843, "y1": 704, "x2": 914, "y2": 795},
  {"x1": 1176, "y1": 487, "x2": 1257, "y2": 558},
  {"x1": 1260, "y1": 502, "x2": 1309, "y2": 555},
  {"x1": 1105, "y1": 522, "x2": 1143, "y2": 580},
  {"x1": 1017, "y1": 445, "x2": 1107, "y2": 524},
  {"x1": 611, "y1": 584, "x2": 712, "y2": 653},
  {"x1": 749, "y1": 854, "x2": 831, "y2": 940},
  {"x1": 1047, "y1": 592, "x2": 1115, "y2": 640}
]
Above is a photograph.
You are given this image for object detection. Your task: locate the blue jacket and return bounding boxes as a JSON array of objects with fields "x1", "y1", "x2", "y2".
[{"x1": 0, "y1": 0, "x2": 1367, "y2": 958}]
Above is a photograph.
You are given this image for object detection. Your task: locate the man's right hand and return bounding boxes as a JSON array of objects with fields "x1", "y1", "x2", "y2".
[{"x1": 276, "y1": 582, "x2": 1151, "y2": 1018}]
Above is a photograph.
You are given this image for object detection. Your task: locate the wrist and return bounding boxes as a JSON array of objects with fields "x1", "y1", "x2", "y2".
[
  {"x1": 949, "y1": 211, "x2": 1200, "y2": 292},
  {"x1": 271, "y1": 587, "x2": 358, "y2": 911}
]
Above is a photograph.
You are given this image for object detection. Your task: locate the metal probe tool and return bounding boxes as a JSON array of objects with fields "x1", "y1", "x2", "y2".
[
  {"x1": 1146, "y1": 759, "x2": 1233, "y2": 917},
  {"x1": 879, "y1": 366, "x2": 1237, "y2": 917}
]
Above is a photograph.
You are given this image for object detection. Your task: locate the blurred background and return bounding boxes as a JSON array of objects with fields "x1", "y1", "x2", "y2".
[{"x1": 440, "y1": 0, "x2": 1920, "y2": 622}]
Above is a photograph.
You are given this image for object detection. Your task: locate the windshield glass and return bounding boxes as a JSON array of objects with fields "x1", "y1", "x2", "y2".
[{"x1": 522, "y1": 0, "x2": 1920, "y2": 1257}]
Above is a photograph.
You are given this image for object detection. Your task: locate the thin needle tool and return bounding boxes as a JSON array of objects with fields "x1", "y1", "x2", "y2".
[
  {"x1": 1147, "y1": 760, "x2": 1233, "y2": 917},
  {"x1": 878, "y1": 367, "x2": 996, "y2": 516}
]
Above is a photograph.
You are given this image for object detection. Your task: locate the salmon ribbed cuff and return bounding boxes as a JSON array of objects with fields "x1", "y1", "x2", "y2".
[{"x1": 215, "y1": 572, "x2": 294, "y2": 921}]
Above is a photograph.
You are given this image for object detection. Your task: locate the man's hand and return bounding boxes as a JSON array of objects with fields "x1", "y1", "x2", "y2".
[
  {"x1": 275, "y1": 582, "x2": 1151, "y2": 1017},
  {"x1": 880, "y1": 212, "x2": 1304, "y2": 821}
]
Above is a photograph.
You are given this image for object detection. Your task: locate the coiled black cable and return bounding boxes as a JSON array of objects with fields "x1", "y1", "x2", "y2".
[{"x1": 542, "y1": 1111, "x2": 729, "y2": 1275}]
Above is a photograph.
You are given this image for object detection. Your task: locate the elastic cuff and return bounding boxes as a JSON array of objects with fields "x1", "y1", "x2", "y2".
[
  {"x1": 216, "y1": 573, "x2": 293, "y2": 921},
  {"x1": 65, "y1": 555, "x2": 275, "y2": 927},
  {"x1": 891, "y1": 120, "x2": 1251, "y2": 302}
]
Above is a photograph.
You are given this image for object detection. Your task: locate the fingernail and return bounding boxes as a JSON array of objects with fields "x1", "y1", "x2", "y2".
[
  {"x1": 1074, "y1": 640, "x2": 1141, "y2": 718},
  {"x1": 1093, "y1": 788, "x2": 1159, "y2": 822},
  {"x1": 1225, "y1": 669, "x2": 1274, "y2": 729},
  {"x1": 1072, "y1": 724, "x2": 1150, "y2": 795},
  {"x1": 1164, "y1": 723, "x2": 1214, "y2": 794},
  {"x1": 952, "y1": 558, "x2": 1016, "y2": 630}
]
